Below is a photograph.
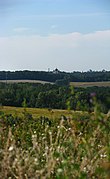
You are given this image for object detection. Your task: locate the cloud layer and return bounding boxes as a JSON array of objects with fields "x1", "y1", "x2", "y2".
[{"x1": 0, "y1": 30, "x2": 110, "y2": 71}]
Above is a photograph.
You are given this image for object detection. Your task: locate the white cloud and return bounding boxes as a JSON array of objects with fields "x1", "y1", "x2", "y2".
[{"x1": 0, "y1": 30, "x2": 110, "y2": 71}]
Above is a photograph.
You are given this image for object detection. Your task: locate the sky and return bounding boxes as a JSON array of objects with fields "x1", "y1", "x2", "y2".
[{"x1": 0, "y1": 0, "x2": 110, "y2": 72}]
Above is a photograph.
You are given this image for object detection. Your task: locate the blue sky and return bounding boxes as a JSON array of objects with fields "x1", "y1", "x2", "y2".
[{"x1": 0, "y1": 0, "x2": 110, "y2": 71}]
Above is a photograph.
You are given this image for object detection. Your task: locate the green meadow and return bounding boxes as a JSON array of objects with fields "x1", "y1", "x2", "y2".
[{"x1": 0, "y1": 106, "x2": 110, "y2": 178}]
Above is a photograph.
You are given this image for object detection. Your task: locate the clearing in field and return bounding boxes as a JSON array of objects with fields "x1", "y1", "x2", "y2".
[
  {"x1": 70, "y1": 81, "x2": 110, "y2": 87},
  {"x1": 0, "y1": 80, "x2": 54, "y2": 84}
]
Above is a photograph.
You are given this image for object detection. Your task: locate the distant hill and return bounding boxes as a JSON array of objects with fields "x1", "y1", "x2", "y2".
[{"x1": 0, "y1": 70, "x2": 110, "y2": 84}]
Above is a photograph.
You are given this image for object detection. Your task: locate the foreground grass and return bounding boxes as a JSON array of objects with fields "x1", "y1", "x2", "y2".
[{"x1": 0, "y1": 107, "x2": 110, "y2": 178}]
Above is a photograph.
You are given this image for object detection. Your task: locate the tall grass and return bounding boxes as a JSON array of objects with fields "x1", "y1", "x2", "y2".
[{"x1": 0, "y1": 108, "x2": 110, "y2": 178}]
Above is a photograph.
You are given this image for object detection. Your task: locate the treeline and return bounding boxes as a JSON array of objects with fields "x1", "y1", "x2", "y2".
[
  {"x1": 0, "y1": 83, "x2": 110, "y2": 113},
  {"x1": 0, "y1": 70, "x2": 110, "y2": 83}
]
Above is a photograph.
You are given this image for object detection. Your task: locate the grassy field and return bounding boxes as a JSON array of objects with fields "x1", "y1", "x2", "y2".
[
  {"x1": 0, "y1": 106, "x2": 88, "y2": 119},
  {"x1": 0, "y1": 80, "x2": 110, "y2": 87},
  {"x1": 70, "y1": 81, "x2": 110, "y2": 87},
  {"x1": 0, "y1": 80, "x2": 54, "y2": 84},
  {"x1": 0, "y1": 106, "x2": 110, "y2": 178}
]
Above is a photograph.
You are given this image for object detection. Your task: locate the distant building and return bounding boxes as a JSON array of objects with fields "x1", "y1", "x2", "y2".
[{"x1": 53, "y1": 68, "x2": 60, "y2": 74}]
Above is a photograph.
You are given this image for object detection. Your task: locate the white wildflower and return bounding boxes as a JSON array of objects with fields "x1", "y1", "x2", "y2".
[
  {"x1": 97, "y1": 144, "x2": 102, "y2": 148},
  {"x1": 43, "y1": 153, "x2": 46, "y2": 157},
  {"x1": 83, "y1": 167, "x2": 87, "y2": 172},
  {"x1": 61, "y1": 160, "x2": 66, "y2": 164},
  {"x1": 49, "y1": 131, "x2": 52, "y2": 135},
  {"x1": 34, "y1": 158, "x2": 38, "y2": 162},
  {"x1": 45, "y1": 146, "x2": 49, "y2": 150},
  {"x1": 56, "y1": 158, "x2": 59, "y2": 161},
  {"x1": 68, "y1": 128, "x2": 71, "y2": 131},
  {"x1": 57, "y1": 168, "x2": 63, "y2": 173},
  {"x1": 32, "y1": 134, "x2": 36, "y2": 138},
  {"x1": 9, "y1": 146, "x2": 14, "y2": 151},
  {"x1": 57, "y1": 146, "x2": 60, "y2": 150},
  {"x1": 25, "y1": 158, "x2": 28, "y2": 162},
  {"x1": 100, "y1": 154, "x2": 107, "y2": 158}
]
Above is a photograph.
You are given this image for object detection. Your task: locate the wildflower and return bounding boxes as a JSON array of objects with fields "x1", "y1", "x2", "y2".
[
  {"x1": 49, "y1": 131, "x2": 52, "y2": 135},
  {"x1": 34, "y1": 158, "x2": 38, "y2": 162},
  {"x1": 97, "y1": 144, "x2": 102, "y2": 148},
  {"x1": 100, "y1": 154, "x2": 107, "y2": 158},
  {"x1": 57, "y1": 146, "x2": 60, "y2": 150},
  {"x1": 56, "y1": 158, "x2": 59, "y2": 161},
  {"x1": 25, "y1": 158, "x2": 28, "y2": 162},
  {"x1": 43, "y1": 153, "x2": 46, "y2": 157},
  {"x1": 32, "y1": 135, "x2": 34, "y2": 138},
  {"x1": 32, "y1": 134, "x2": 37, "y2": 138},
  {"x1": 9, "y1": 146, "x2": 14, "y2": 151},
  {"x1": 68, "y1": 128, "x2": 71, "y2": 131},
  {"x1": 45, "y1": 146, "x2": 49, "y2": 150},
  {"x1": 41, "y1": 159, "x2": 45, "y2": 163},
  {"x1": 57, "y1": 168, "x2": 63, "y2": 173},
  {"x1": 83, "y1": 167, "x2": 87, "y2": 172},
  {"x1": 61, "y1": 160, "x2": 66, "y2": 164}
]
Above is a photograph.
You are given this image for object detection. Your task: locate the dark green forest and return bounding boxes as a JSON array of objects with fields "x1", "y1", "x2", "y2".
[
  {"x1": 0, "y1": 82, "x2": 110, "y2": 113},
  {"x1": 0, "y1": 70, "x2": 110, "y2": 84}
]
